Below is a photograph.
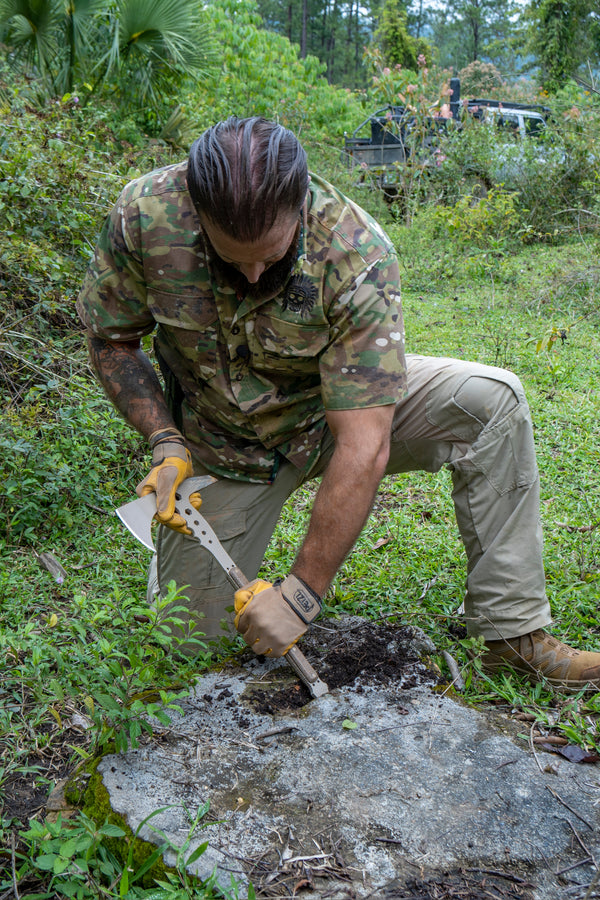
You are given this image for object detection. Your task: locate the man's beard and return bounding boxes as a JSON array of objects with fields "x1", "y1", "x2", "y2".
[{"x1": 205, "y1": 231, "x2": 300, "y2": 302}]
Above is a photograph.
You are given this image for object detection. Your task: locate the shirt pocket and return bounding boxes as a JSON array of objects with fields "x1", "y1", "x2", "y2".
[
  {"x1": 248, "y1": 314, "x2": 330, "y2": 375},
  {"x1": 147, "y1": 289, "x2": 218, "y2": 379}
]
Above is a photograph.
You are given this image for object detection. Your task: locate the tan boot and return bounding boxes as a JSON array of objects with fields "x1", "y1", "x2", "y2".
[{"x1": 480, "y1": 629, "x2": 600, "y2": 690}]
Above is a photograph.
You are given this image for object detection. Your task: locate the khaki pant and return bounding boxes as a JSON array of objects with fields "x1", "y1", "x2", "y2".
[{"x1": 150, "y1": 355, "x2": 552, "y2": 643}]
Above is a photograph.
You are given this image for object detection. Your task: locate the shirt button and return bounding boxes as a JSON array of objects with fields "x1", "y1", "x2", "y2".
[
  {"x1": 236, "y1": 372, "x2": 243, "y2": 381},
  {"x1": 231, "y1": 325, "x2": 240, "y2": 335}
]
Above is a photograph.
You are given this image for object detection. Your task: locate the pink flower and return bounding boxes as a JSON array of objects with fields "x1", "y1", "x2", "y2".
[{"x1": 383, "y1": 67, "x2": 391, "y2": 76}]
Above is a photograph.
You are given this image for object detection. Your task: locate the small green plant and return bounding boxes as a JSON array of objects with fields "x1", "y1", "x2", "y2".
[
  {"x1": 6, "y1": 804, "x2": 251, "y2": 899},
  {"x1": 140, "y1": 803, "x2": 255, "y2": 899},
  {"x1": 1, "y1": 581, "x2": 210, "y2": 763},
  {"x1": 18, "y1": 812, "x2": 127, "y2": 897},
  {"x1": 433, "y1": 188, "x2": 521, "y2": 253}
]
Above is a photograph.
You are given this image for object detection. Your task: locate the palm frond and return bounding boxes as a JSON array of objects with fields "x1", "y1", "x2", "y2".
[
  {"x1": 0, "y1": 0, "x2": 61, "y2": 84},
  {"x1": 69, "y1": 0, "x2": 109, "y2": 49},
  {"x1": 116, "y1": 0, "x2": 217, "y2": 74}
]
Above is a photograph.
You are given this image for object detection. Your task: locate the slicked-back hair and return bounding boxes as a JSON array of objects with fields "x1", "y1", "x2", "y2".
[{"x1": 187, "y1": 117, "x2": 309, "y2": 241}]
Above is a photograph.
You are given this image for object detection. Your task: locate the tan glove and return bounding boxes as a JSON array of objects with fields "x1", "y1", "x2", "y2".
[
  {"x1": 136, "y1": 427, "x2": 202, "y2": 534},
  {"x1": 234, "y1": 574, "x2": 321, "y2": 657}
]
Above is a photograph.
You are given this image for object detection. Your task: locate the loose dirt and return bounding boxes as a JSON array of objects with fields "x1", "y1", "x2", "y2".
[{"x1": 245, "y1": 619, "x2": 443, "y2": 715}]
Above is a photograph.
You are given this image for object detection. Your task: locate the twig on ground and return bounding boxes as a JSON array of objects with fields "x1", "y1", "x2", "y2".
[
  {"x1": 465, "y1": 867, "x2": 531, "y2": 885},
  {"x1": 565, "y1": 817, "x2": 594, "y2": 859},
  {"x1": 529, "y1": 722, "x2": 545, "y2": 774},
  {"x1": 556, "y1": 520, "x2": 600, "y2": 533},
  {"x1": 442, "y1": 650, "x2": 465, "y2": 691},
  {"x1": 255, "y1": 726, "x2": 297, "y2": 741},
  {"x1": 547, "y1": 786, "x2": 594, "y2": 830},
  {"x1": 418, "y1": 575, "x2": 439, "y2": 601},
  {"x1": 556, "y1": 856, "x2": 594, "y2": 875},
  {"x1": 493, "y1": 758, "x2": 519, "y2": 770},
  {"x1": 533, "y1": 735, "x2": 568, "y2": 745}
]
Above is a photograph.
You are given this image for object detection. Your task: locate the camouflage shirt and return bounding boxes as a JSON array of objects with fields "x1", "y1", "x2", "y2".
[{"x1": 77, "y1": 164, "x2": 406, "y2": 482}]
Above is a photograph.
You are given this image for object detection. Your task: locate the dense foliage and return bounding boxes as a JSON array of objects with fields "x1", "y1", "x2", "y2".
[
  {"x1": 0, "y1": 0, "x2": 217, "y2": 108},
  {"x1": 255, "y1": 0, "x2": 600, "y2": 90}
]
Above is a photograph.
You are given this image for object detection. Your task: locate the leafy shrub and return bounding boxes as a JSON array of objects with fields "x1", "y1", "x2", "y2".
[
  {"x1": 421, "y1": 110, "x2": 600, "y2": 238},
  {"x1": 179, "y1": 0, "x2": 363, "y2": 141},
  {"x1": 364, "y1": 44, "x2": 452, "y2": 112},
  {"x1": 458, "y1": 61, "x2": 505, "y2": 97},
  {"x1": 433, "y1": 188, "x2": 521, "y2": 252},
  {"x1": 0, "y1": 378, "x2": 144, "y2": 544}
]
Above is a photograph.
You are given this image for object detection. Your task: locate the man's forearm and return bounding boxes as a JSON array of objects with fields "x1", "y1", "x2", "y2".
[
  {"x1": 87, "y1": 335, "x2": 175, "y2": 440},
  {"x1": 291, "y1": 443, "x2": 387, "y2": 598}
]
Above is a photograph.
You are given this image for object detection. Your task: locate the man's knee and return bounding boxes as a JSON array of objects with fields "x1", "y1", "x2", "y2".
[
  {"x1": 423, "y1": 364, "x2": 528, "y2": 445},
  {"x1": 453, "y1": 372, "x2": 522, "y2": 429}
]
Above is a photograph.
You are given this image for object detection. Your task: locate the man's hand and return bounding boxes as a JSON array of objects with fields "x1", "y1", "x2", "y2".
[
  {"x1": 136, "y1": 427, "x2": 201, "y2": 533},
  {"x1": 234, "y1": 575, "x2": 321, "y2": 656}
]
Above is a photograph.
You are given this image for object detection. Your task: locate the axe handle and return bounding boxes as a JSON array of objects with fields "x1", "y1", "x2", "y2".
[
  {"x1": 226, "y1": 565, "x2": 327, "y2": 697},
  {"x1": 227, "y1": 565, "x2": 250, "y2": 592}
]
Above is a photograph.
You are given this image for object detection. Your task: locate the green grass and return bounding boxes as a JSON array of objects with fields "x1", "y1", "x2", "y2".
[
  {"x1": 3, "y1": 95, "x2": 600, "y2": 898},
  {"x1": 3, "y1": 235, "x2": 600, "y2": 897}
]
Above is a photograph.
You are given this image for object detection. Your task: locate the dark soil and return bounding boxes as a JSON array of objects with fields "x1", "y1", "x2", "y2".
[
  {"x1": 246, "y1": 619, "x2": 443, "y2": 715},
  {"x1": 1, "y1": 725, "x2": 89, "y2": 825},
  {"x1": 377, "y1": 869, "x2": 534, "y2": 899}
]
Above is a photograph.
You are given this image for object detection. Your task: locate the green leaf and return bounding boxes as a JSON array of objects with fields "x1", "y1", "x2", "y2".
[
  {"x1": 53, "y1": 856, "x2": 71, "y2": 874},
  {"x1": 342, "y1": 719, "x2": 358, "y2": 730},
  {"x1": 98, "y1": 823, "x2": 126, "y2": 838},
  {"x1": 119, "y1": 867, "x2": 129, "y2": 897},
  {"x1": 58, "y1": 837, "x2": 80, "y2": 859},
  {"x1": 35, "y1": 854, "x2": 59, "y2": 871},
  {"x1": 185, "y1": 840, "x2": 209, "y2": 866},
  {"x1": 128, "y1": 844, "x2": 168, "y2": 884}
]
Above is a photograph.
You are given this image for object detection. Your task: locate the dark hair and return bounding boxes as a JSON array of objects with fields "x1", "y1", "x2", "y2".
[{"x1": 187, "y1": 117, "x2": 309, "y2": 241}]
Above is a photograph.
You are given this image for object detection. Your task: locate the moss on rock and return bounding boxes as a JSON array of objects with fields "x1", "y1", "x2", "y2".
[{"x1": 66, "y1": 754, "x2": 170, "y2": 888}]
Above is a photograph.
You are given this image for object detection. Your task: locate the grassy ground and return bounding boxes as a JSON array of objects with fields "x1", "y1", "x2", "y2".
[{"x1": 2, "y1": 151, "x2": 600, "y2": 895}]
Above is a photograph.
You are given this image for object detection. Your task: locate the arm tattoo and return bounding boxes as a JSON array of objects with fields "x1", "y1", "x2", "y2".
[{"x1": 87, "y1": 336, "x2": 175, "y2": 440}]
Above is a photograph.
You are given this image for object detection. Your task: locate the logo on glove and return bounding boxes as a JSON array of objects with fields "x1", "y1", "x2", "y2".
[
  {"x1": 293, "y1": 587, "x2": 318, "y2": 616},
  {"x1": 282, "y1": 576, "x2": 321, "y2": 624}
]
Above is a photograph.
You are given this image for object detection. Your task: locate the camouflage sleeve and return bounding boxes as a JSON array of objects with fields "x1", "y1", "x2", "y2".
[
  {"x1": 76, "y1": 196, "x2": 155, "y2": 341},
  {"x1": 320, "y1": 250, "x2": 407, "y2": 410}
]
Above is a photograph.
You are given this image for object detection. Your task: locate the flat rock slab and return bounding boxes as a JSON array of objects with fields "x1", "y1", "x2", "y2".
[{"x1": 98, "y1": 622, "x2": 600, "y2": 899}]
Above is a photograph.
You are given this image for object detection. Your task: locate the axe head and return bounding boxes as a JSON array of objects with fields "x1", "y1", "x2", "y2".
[{"x1": 115, "y1": 475, "x2": 216, "y2": 550}]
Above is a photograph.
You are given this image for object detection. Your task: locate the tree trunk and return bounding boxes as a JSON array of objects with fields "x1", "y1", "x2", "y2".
[
  {"x1": 415, "y1": 0, "x2": 424, "y2": 38},
  {"x1": 301, "y1": 0, "x2": 308, "y2": 57},
  {"x1": 321, "y1": 0, "x2": 329, "y2": 54}
]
